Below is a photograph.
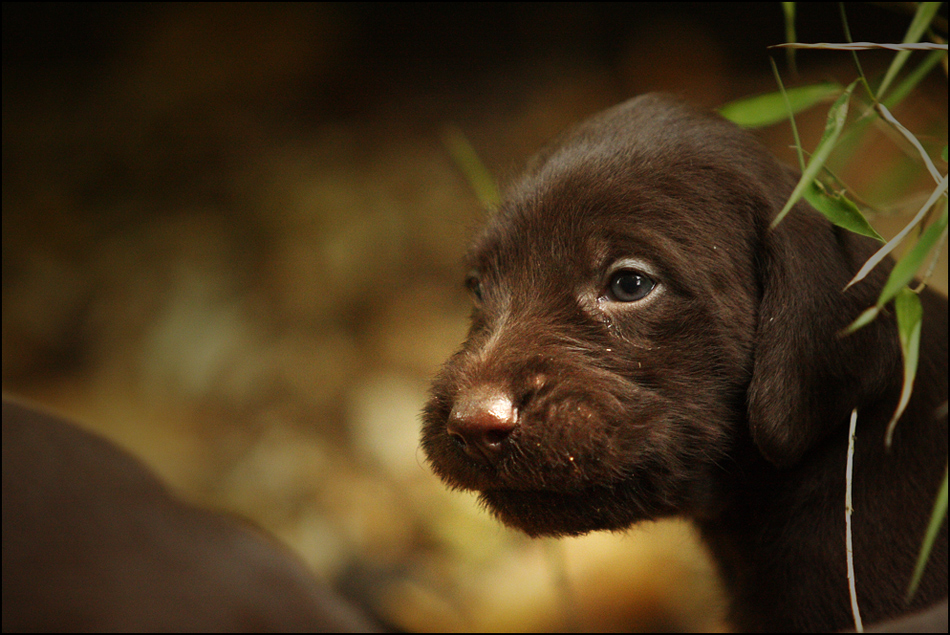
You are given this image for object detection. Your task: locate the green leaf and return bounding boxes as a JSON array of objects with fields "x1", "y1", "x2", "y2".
[
  {"x1": 442, "y1": 125, "x2": 501, "y2": 210},
  {"x1": 782, "y1": 2, "x2": 797, "y2": 75},
  {"x1": 772, "y1": 81, "x2": 858, "y2": 228},
  {"x1": 846, "y1": 175, "x2": 949, "y2": 290},
  {"x1": 884, "y1": 287, "x2": 923, "y2": 448},
  {"x1": 830, "y1": 48, "x2": 945, "y2": 176},
  {"x1": 877, "y1": 2, "x2": 944, "y2": 100},
  {"x1": 718, "y1": 82, "x2": 842, "y2": 128},
  {"x1": 906, "y1": 464, "x2": 948, "y2": 602},
  {"x1": 881, "y1": 49, "x2": 948, "y2": 110},
  {"x1": 876, "y1": 205, "x2": 949, "y2": 308},
  {"x1": 841, "y1": 305, "x2": 881, "y2": 336},
  {"x1": 802, "y1": 181, "x2": 883, "y2": 242}
]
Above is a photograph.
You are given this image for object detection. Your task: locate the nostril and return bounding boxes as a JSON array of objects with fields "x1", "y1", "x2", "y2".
[
  {"x1": 483, "y1": 428, "x2": 511, "y2": 446},
  {"x1": 448, "y1": 430, "x2": 468, "y2": 448}
]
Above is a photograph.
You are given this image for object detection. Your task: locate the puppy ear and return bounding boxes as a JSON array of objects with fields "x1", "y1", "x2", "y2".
[{"x1": 747, "y1": 201, "x2": 901, "y2": 467}]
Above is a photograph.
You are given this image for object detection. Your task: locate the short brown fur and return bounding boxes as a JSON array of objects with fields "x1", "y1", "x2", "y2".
[{"x1": 421, "y1": 94, "x2": 948, "y2": 632}]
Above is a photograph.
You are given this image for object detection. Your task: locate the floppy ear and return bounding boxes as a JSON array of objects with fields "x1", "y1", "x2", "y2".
[{"x1": 746, "y1": 200, "x2": 901, "y2": 467}]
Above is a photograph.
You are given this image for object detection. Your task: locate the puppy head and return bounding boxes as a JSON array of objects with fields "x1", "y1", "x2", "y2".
[{"x1": 421, "y1": 94, "x2": 896, "y2": 537}]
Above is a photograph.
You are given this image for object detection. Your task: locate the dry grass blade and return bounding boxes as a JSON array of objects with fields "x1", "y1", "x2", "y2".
[
  {"x1": 878, "y1": 205, "x2": 949, "y2": 306},
  {"x1": 845, "y1": 175, "x2": 949, "y2": 290},
  {"x1": 771, "y1": 42, "x2": 947, "y2": 52},
  {"x1": 875, "y1": 102, "x2": 945, "y2": 186},
  {"x1": 846, "y1": 408, "x2": 863, "y2": 633}
]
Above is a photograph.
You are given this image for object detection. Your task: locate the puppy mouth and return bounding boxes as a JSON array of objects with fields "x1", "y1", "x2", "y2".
[
  {"x1": 479, "y1": 483, "x2": 661, "y2": 537},
  {"x1": 424, "y1": 438, "x2": 644, "y2": 536},
  {"x1": 422, "y1": 377, "x2": 692, "y2": 535},
  {"x1": 426, "y1": 429, "x2": 634, "y2": 496}
]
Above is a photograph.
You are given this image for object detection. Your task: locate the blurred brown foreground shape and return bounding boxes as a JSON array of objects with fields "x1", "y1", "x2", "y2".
[{"x1": 2, "y1": 397, "x2": 378, "y2": 633}]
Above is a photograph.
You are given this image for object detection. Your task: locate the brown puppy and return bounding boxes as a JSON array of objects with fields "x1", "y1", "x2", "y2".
[
  {"x1": 2, "y1": 398, "x2": 377, "y2": 632},
  {"x1": 421, "y1": 94, "x2": 948, "y2": 632}
]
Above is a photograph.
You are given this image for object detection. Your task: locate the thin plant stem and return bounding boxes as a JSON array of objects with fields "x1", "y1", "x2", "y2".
[{"x1": 846, "y1": 408, "x2": 864, "y2": 632}]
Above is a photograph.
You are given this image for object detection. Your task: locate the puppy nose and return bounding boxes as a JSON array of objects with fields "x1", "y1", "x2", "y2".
[{"x1": 447, "y1": 385, "x2": 517, "y2": 464}]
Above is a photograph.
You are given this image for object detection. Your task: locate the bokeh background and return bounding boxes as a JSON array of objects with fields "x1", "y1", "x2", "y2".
[{"x1": 3, "y1": 3, "x2": 947, "y2": 631}]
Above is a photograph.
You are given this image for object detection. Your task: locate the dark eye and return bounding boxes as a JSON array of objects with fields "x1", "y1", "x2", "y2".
[
  {"x1": 465, "y1": 272, "x2": 483, "y2": 302},
  {"x1": 608, "y1": 270, "x2": 655, "y2": 302}
]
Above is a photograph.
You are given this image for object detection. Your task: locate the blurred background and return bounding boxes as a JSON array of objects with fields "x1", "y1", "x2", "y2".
[{"x1": 3, "y1": 3, "x2": 946, "y2": 631}]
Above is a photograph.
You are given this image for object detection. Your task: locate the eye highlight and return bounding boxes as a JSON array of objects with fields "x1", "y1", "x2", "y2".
[{"x1": 608, "y1": 269, "x2": 656, "y2": 302}]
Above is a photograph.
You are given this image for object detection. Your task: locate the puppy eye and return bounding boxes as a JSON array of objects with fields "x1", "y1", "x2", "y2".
[
  {"x1": 608, "y1": 270, "x2": 655, "y2": 302},
  {"x1": 465, "y1": 272, "x2": 484, "y2": 302}
]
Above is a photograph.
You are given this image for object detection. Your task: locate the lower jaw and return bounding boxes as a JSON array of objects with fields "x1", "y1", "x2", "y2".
[{"x1": 479, "y1": 486, "x2": 655, "y2": 537}]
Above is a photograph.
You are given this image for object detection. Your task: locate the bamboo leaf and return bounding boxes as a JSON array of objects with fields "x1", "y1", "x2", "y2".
[
  {"x1": 877, "y1": 2, "x2": 944, "y2": 99},
  {"x1": 803, "y1": 181, "x2": 883, "y2": 241},
  {"x1": 831, "y1": 49, "x2": 945, "y2": 175},
  {"x1": 718, "y1": 82, "x2": 842, "y2": 128},
  {"x1": 876, "y1": 205, "x2": 949, "y2": 307},
  {"x1": 882, "y1": 49, "x2": 948, "y2": 110},
  {"x1": 906, "y1": 464, "x2": 948, "y2": 602},
  {"x1": 884, "y1": 288, "x2": 923, "y2": 448},
  {"x1": 772, "y1": 81, "x2": 857, "y2": 228},
  {"x1": 846, "y1": 175, "x2": 949, "y2": 289},
  {"x1": 841, "y1": 305, "x2": 881, "y2": 336}
]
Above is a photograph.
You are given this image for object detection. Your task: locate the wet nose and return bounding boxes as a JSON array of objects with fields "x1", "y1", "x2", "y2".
[{"x1": 447, "y1": 385, "x2": 517, "y2": 464}]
